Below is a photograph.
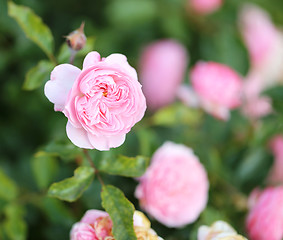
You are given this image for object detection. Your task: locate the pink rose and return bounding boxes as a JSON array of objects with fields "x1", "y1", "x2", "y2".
[
  {"x1": 267, "y1": 136, "x2": 283, "y2": 184},
  {"x1": 70, "y1": 210, "x2": 164, "y2": 240},
  {"x1": 44, "y1": 51, "x2": 146, "y2": 150},
  {"x1": 188, "y1": 0, "x2": 223, "y2": 15},
  {"x1": 135, "y1": 142, "x2": 209, "y2": 228},
  {"x1": 246, "y1": 186, "x2": 283, "y2": 240},
  {"x1": 139, "y1": 40, "x2": 188, "y2": 111},
  {"x1": 239, "y1": 4, "x2": 283, "y2": 87},
  {"x1": 190, "y1": 61, "x2": 243, "y2": 120}
]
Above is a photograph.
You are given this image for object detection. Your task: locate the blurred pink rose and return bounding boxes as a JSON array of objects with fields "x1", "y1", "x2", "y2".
[
  {"x1": 189, "y1": 0, "x2": 223, "y2": 15},
  {"x1": 44, "y1": 51, "x2": 146, "y2": 150},
  {"x1": 239, "y1": 4, "x2": 283, "y2": 87},
  {"x1": 70, "y1": 210, "x2": 164, "y2": 240},
  {"x1": 135, "y1": 142, "x2": 209, "y2": 228},
  {"x1": 190, "y1": 61, "x2": 243, "y2": 120},
  {"x1": 241, "y1": 71, "x2": 272, "y2": 119},
  {"x1": 267, "y1": 136, "x2": 283, "y2": 184},
  {"x1": 139, "y1": 40, "x2": 188, "y2": 111},
  {"x1": 246, "y1": 186, "x2": 283, "y2": 240}
]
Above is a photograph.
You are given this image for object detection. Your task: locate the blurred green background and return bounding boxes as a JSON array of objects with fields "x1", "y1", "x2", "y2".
[{"x1": 1, "y1": 0, "x2": 283, "y2": 239}]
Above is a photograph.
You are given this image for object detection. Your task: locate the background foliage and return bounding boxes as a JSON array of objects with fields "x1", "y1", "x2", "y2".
[{"x1": 1, "y1": 0, "x2": 283, "y2": 239}]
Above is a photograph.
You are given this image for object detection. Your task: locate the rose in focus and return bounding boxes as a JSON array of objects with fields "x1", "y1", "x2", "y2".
[
  {"x1": 198, "y1": 220, "x2": 248, "y2": 240},
  {"x1": 135, "y1": 142, "x2": 209, "y2": 228},
  {"x1": 70, "y1": 209, "x2": 163, "y2": 240},
  {"x1": 44, "y1": 51, "x2": 146, "y2": 150},
  {"x1": 190, "y1": 61, "x2": 243, "y2": 120},
  {"x1": 246, "y1": 186, "x2": 283, "y2": 240},
  {"x1": 139, "y1": 40, "x2": 188, "y2": 111}
]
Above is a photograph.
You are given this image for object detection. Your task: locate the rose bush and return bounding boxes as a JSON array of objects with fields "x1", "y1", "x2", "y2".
[
  {"x1": 44, "y1": 51, "x2": 146, "y2": 150},
  {"x1": 135, "y1": 142, "x2": 209, "y2": 228}
]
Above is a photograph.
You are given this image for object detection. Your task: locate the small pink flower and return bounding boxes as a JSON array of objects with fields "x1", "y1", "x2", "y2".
[
  {"x1": 135, "y1": 142, "x2": 209, "y2": 228},
  {"x1": 188, "y1": 0, "x2": 223, "y2": 15},
  {"x1": 246, "y1": 186, "x2": 283, "y2": 240},
  {"x1": 44, "y1": 51, "x2": 146, "y2": 150},
  {"x1": 139, "y1": 40, "x2": 188, "y2": 111},
  {"x1": 267, "y1": 136, "x2": 283, "y2": 184},
  {"x1": 190, "y1": 61, "x2": 243, "y2": 120}
]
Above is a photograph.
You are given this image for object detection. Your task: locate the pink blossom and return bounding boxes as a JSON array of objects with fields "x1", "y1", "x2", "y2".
[
  {"x1": 139, "y1": 40, "x2": 188, "y2": 111},
  {"x1": 44, "y1": 51, "x2": 146, "y2": 150},
  {"x1": 267, "y1": 136, "x2": 283, "y2": 184},
  {"x1": 241, "y1": 71, "x2": 272, "y2": 119},
  {"x1": 70, "y1": 210, "x2": 164, "y2": 240},
  {"x1": 246, "y1": 186, "x2": 283, "y2": 240},
  {"x1": 239, "y1": 4, "x2": 283, "y2": 87},
  {"x1": 188, "y1": 0, "x2": 223, "y2": 15},
  {"x1": 135, "y1": 142, "x2": 209, "y2": 228},
  {"x1": 190, "y1": 61, "x2": 243, "y2": 120}
]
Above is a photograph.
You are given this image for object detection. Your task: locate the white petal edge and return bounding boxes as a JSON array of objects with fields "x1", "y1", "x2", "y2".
[
  {"x1": 87, "y1": 133, "x2": 126, "y2": 151},
  {"x1": 66, "y1": 121, "x2": 93, "y2": 149},
  {"x1": 44, "y1": 64, "x2": 81, "y2": 111}
]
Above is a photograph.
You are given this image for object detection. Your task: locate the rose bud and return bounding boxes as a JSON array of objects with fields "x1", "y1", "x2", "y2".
[
  {"x1": 246, "y1": 186, "x2": 283, "y2": 240},
  {"x1": 198, "y1": 220, "x2": 248, "y2": 240},
  {"x1": 139, "y1": 39, "x2": 188, "y2": 111},
  {"x1": 44, "y1": 51, "x2": 146, "y2": 150},
  {"x1": 135, "y1": 142, "x2": 209, "y2": 228},
  {"x1": 190, "y1": 61, "x2": 243, "y2": 120},
  {"x1": 66, "y1": 22, "x2": 87, "y2": 51}
]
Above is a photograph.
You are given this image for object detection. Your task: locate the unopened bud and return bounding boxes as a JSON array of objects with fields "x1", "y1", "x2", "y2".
[{"x1": 66, "y1": 22, "x2": 86, "y2": 51}]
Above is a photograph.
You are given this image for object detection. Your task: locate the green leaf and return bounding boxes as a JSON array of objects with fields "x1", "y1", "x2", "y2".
[
  {"x1": 263, "y1": 86, "x2": 283, "y2": 114},
  {"x1": 31, "y1": 151, "x2": 59, "y2": 190},
  {"x1": 57, "y1": 36, "x2": 96, "y2": 64},
  {"x1": 8, "y1": 1, "x2": 54, "y2": 60},
  {"x1": 3, "y1": 204, "x2": 27, "y2": 240},
  {"x1": 23, "y1": 60, "x2": 54, "y2": 91},
  {"x1": 152, "y1": 103, "x2": 202, "y2": 127},
  {"x1": 0, "y1": 168, "x2": 18, "y2": 201},
  {"x1": 48, "y1": 166, "x2": 94, "y2": 202},
  {"x1": 101, "y1": 185, "x2": 137, "y2": 240},
  {"x1": 97, "y1": 154, "x2": 149, "y2": 177}
]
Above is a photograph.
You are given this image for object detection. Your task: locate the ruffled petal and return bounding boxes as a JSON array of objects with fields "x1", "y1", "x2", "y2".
[
  {"x1": 87, "y1": 133, "x2": 126, "y2": 151},
  {"x1": 104, "y1": 53, "x2": 138, "y2": 81},
  {"x1": 83, "y1": 51, "x2": 101, "y2": 69},
  {"x1": 66, "y1": 121, "x2": 93, "y2": 149},
  {"x1": 44, "y1": 64, "x2": 81, "y2": 111}
]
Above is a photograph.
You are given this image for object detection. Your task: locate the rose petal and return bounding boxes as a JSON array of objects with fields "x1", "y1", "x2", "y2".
[
  {"x1": 80, "y1": 210, "x2": 109, "y2": 224},
  {"x1": 83, "y1": 51, "x2": 101, "y2": 69},
  {"x1": 44, "y1": 64, "x2": 81, "y2": 111},
  {"x1": 87, "y1": 133, "x2": 126, "y2": 151},
  {"x1": 66, "y1": 121, "x2": 93, "y2": 149},
  {"x1": 104, "y1": 53, "x2": 138, "y2": 81}
]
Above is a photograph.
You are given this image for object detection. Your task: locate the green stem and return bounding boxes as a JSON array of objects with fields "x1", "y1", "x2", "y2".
[{"x1": 83, "y1": 149, "x2": 104, "y2": 186}]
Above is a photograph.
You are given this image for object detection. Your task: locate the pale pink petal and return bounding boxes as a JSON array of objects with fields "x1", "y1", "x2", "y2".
[
  {"x1": 81, "y1": 210, "x2": 109, "y2": 224},
  {"x1": 44, "y1": 64, "x2": 81, "y2": 111},
  {"x1": 104, "y1": 53, "x2": 138, "y2": 80},
  {"x1": 66, "y1": 121, "x2": 92, "y2": 149},
  {"x1": 83, "y1": 51, "x2": 101, "y2": 69},
  {"x1": 87, "y1": 133, "x2": 126, "y2": 151}
]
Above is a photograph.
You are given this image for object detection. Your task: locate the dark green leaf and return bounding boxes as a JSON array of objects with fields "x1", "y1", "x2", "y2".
[
  {"x1": 23, "y1": 60, "x2": 54, "y2": 90},
  {"x1": 31, "y1": 151, "x2": 59, "y2": 190},
  {"x1": 3, "y1": 204, "x2": 27, "y2": 240},
  {"x1": 263, "y1": 86, "x2": 283, "y2": 114},
  {"x1": 101, "y1": 185, "x2": 136, "y2": 240},
  {"x1": 8, "y1": 1, "x2": 54, "y2": 60},
  {"x1": 0, "y1": 168, "x2": 18, "y2": 201},
  {"x1": 48, "y1": 166, "x2": 94, "y2": 202},
  {"x1": 97, "y1": 154, "x2": 149, "y2": 177}
]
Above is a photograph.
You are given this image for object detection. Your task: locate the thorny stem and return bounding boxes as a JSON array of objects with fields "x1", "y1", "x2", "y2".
[{"x1": 83, "y1": 149, "x2": 104, "y2": 186}]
